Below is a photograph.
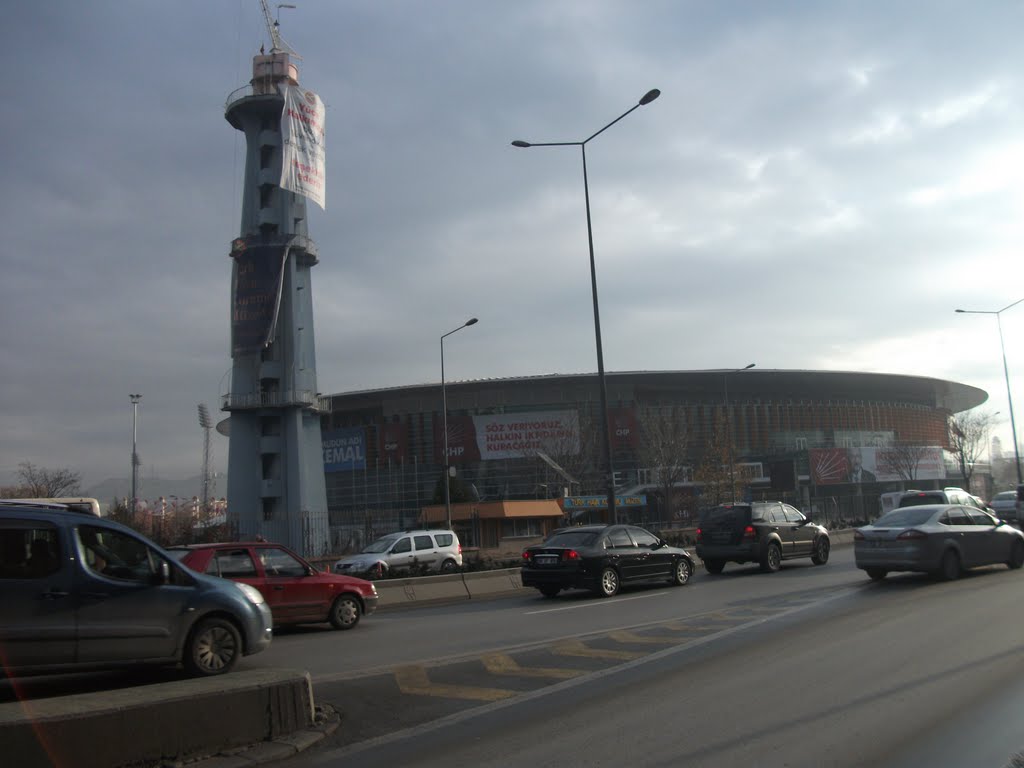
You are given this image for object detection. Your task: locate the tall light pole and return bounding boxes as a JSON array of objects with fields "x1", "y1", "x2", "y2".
[
  {"x1": 129, "y1": 394, "x2": 142, "y2": 513},
  {"x1": 198, "y1": 404, "x2": 213, "y2": 517},
  {"x1": 512, "y1": 88, "x2": 661, "y2": 522},
  {"x1": 724, "y1": 364, "x2": 756, "y2": 500},
  {"x1": 442, "y1": 318, "x2": 478, "y2": 530},
  {"x1": 956, "y1": 298, "x2": 1023, "y2": 484}
]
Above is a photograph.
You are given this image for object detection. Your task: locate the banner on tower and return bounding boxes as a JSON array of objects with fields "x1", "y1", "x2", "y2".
[
  {"x1": 230, "y1": 243, "x2": 289, "y2": 356},
  {"x1": 280, "y1": 85, "x2": 326, "y2": 210}
]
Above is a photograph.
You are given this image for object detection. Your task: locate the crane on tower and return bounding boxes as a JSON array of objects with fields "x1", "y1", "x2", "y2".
[{"x1": 260, "y1": 0, "x2": 300, "y2": 57}]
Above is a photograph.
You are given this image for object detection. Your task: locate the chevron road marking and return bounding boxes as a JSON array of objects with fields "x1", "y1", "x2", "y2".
[
  {"x1": 608, "y1": 630, "x2": 680, "y2": 645},
  {"x1": 551, "y1": 639, "x2": 645, "y2": 661},
  {"x1": 481, "y1": 653, "x2": 584, "y2": 680},
  {"x1": 393, "y1": 665, "x2": 517, "y2": 702}
]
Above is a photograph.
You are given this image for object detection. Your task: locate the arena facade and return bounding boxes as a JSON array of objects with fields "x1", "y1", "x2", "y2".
[{"x1": 319, "y1": 369, "x2": 986, "y2": 551}]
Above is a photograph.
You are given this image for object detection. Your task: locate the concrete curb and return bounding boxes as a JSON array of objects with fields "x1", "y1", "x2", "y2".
[{"x1": 1, "y1": 669, "x2": 315, "y2": 768}]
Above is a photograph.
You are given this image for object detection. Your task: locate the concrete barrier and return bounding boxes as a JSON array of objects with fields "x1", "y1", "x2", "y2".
[
  {"x1": 462, "y1": 568, "x2": 524, "y2": 599},
  {"x1": 375, "y1": 572, "x2": 471, "y2": 608},
  {"x1": 1, "y1": 668, "x2": 313, "y2": 768}
]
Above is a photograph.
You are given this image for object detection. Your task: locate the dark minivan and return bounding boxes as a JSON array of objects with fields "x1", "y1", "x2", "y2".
[
  {"x1": 0, "y1": 501, "x2": 273, "y2": 677},
  {"x1": 696, "y1": 501, "x2": 831, "y2": 574}
]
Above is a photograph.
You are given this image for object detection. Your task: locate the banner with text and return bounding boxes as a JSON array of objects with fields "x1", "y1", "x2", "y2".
[
  {"x1": 323, "y1": 428, "x2": 366, "y2": 472},
  {"x1": 230, "y1": 243, "x2": 288, "y2": 357},
  {"x1": 472, "y1": 410, "x2": 580, "y2": 460},
  {"x1": 280, "y1": 85, "x2": 326, "y2": 210},
  {"x1": 810, "y1": 446, "x2": 946, "y2": 485}
]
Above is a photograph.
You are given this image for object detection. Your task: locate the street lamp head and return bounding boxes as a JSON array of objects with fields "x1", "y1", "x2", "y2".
[
  {"x1": 511, "y1": 140, "x2": 531, "y2": 148},
  {"x1": 639, "y1": 89, "x2": 661, "y2": 106},
  {"x1": 465, "y1": 317, "x2": 479, "y2": 327},
  {"x1": 955, "y1": 309, "x2": 965, "y2": 313},
  {"x1": 743, "y1": 363, "x2": 756, "y2": 370}
]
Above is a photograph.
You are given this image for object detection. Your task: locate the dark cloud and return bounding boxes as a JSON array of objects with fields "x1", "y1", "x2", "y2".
[{"x1": 1, "y1": 1, "x2": 1021, "y2": 487}]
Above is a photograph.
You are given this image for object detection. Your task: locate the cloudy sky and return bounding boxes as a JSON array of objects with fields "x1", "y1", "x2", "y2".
[{"x1": 2, "y1": 0, "x2": 1022, "y2": 490}]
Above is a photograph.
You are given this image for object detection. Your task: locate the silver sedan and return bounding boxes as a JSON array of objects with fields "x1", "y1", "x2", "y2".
[{"x1": 854, "y1": 504, "x2": 1024, "y2": 581}]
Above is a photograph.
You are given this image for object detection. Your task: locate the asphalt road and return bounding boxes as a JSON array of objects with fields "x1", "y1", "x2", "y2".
[{"x1": 267, "y1": 548, "x2": 1024, "y2": 768}]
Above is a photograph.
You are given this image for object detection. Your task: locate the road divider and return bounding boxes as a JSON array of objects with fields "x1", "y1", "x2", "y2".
[{"x1": 2, "y1": 668, "x2": 314, "y2": 768}]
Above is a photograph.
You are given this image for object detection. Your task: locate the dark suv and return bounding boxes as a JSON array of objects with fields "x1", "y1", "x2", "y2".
[{"x1": 695, "y1": 501, "x2": 830, "y2": 574}]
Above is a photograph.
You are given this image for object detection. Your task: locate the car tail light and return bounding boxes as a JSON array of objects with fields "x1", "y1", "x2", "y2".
[
  {"x1": 695, "y1": 527, "x2": 703, "y2": 543},
  {"x1": 742, "y1": 525, "x2": 757, "y2": 540},
  {"x1": 522, "y1": 551, "x2": 531, "y2": 561},
  {"x1": 562, "y1": 549, "x2": 580, "y2": 561},
  {"x1": 458, "y1": 543, "x2": 463, "y2": 554},
  {"x1": 897, "y1": 529, "x2": 927, "y2": 540},
  {"x1": 854, "y1": 530, "x2": 865, "y2": 540}
]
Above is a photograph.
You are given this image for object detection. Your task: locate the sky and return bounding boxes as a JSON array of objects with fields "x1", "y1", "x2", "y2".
[{"x1": 1, "y1": 0, "x2": 1022, "y2": 491}]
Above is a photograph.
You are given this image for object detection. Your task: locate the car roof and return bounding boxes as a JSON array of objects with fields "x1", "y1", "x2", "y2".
[{"x1": 168, "y1": 541, "x2": 278, "y2": 550}]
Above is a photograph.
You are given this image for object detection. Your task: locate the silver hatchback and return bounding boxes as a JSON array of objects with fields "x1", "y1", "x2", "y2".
[{"x1": 854, "y1": 504, "x2": 1024, "y2": 581}]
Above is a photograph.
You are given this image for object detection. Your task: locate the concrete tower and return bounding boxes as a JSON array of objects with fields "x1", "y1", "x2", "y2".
[{"x1": 222, "y1": 18, "x2": 329, "y2": 556}]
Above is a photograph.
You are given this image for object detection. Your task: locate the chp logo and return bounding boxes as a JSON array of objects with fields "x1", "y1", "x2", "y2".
[{"x1": 303, "y1": 89, "x2": 317, "y2": 106}]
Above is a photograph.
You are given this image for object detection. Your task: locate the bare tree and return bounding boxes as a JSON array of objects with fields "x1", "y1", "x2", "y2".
[
  {"x1": 881, "y1": 443, "x2": 932, "y2": 487},
  {"x1": 949, "y1": 410, "x2": 996, "y2": 493},
  {"x1": 2, "y1": 462, "x2": 83, "y2": 498},
  {"x1": 694, "y1": 413, "x2": 733, "y2": 509},
  {"x1": 636, "y1": 404, "x2": 691, "y2": 524}
]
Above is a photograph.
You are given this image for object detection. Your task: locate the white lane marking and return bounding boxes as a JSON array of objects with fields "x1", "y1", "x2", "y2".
[{"x1": 524, "y1": 591, "x2": 669, "y2": 615}]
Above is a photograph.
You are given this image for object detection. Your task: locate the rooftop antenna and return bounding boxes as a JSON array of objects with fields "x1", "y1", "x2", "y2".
[{"x1": 260, "y1": 0, "x2": 300, "y2": 57}]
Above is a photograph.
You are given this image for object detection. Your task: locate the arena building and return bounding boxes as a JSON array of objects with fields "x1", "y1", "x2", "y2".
[{"x1": 319, "y1": 369, "x2": 986, "y2": 552}]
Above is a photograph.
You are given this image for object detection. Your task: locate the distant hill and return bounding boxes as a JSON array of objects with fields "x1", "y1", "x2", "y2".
[{"x1": 84, "y1": 474, "x2": 226, "y2": 509}]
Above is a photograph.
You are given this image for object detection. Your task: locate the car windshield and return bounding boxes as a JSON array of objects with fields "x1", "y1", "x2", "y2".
[
  {"x1": 362, "y1": 537, "x2": 399, "y2": 554},
  {"x1": 872, "y1": 508, "x2": 936, "y2": 528},
  {"x1": 994, "y1": 492, "x2": 1015, "y2": 501},
  {"x1": 544, "y1": 531, "x2": 599, "y2": 548}
]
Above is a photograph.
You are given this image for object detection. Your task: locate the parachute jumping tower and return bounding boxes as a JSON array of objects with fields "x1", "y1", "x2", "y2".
[{"x1": 222, "y1": 4, "x2": 329, "y2": 555}]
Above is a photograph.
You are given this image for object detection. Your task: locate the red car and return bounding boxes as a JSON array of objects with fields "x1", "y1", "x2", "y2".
[{"x1": 169, "y1": 542, "x2": 377, "y2": 630}]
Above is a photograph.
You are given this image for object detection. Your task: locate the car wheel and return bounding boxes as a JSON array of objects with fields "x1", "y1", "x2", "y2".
[
  {"x1": 598, "y1": 567, "x2": 620, "y2": 597},
  {"x1": 671, "y1": 558, "x2": 692, "y2": 586},
  {"x1": 865, "y1": 568, "x2": 887, "y2": 581},
  {"x1": 329, "y1": 594, "x2": 362, "y2": 630},
  {"x1": 760, "y1": 542, "x2": 782, "y2": 573},
  {"x1": 1007, "y1": 540, "x2": 1024, "y2": 570},
  {"x1": 703, "y1": 559, "x2": 725, "y2": 575},
  {"x1": 936, "y1": 549, "x2": 961, "y2": 582},
  {"x1": 811, "y1": 536, "x2": 830, "y2": 565},
  {"x1": 539, "y1": 586, "x2": 560, "y2": 598},
  {"x1": 184, "y1": 617, "x2": 241, "y2": 677},
  {"x1": 439, "y1": 558, "x2": 458, "y2": 573}
]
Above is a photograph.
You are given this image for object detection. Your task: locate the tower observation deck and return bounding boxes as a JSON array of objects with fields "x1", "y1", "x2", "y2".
[{"x1": 222, "y1": 40, "x2": 329, "y2": 556}]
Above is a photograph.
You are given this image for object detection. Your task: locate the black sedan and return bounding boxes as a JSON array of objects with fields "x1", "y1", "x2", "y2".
[
  {"x1": 854, "y1": 504, "x2": 1024, "y2": 581},
  {"x1": 521, "y1": 524, "x2": 694, "y2": 598}
]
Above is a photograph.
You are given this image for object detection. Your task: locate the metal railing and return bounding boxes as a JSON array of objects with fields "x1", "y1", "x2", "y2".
[{"x1": 221, "y1": 389, "x2": 328, "y2": 412}]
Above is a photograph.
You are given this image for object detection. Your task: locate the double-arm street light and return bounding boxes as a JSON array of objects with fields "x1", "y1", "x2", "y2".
[
  {"x1": 956, "y1": 298, "x2": 1023, "y2": 484},
  {"x1": 724, "y1": 364, "x2": 756, "y2": 500},
  {"x1": 512, "y1": 88, "x2": 661, "y2": 522},
  {"x1": 442, "y1": 318, "x2": 479, "y2": 530}
]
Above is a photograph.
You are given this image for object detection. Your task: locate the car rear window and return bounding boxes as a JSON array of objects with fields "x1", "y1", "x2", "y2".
[
  {"x1": 433, "y1": 533, "x2": 454, "y2": 547},
  {"x1": 873, "y1": 508, "x2": 935, "y2": 527},
  {"x1": 702, "y1": 506, "x2": 752, "y2": 525},
  {"x1": 898, "y1": 492, "x2": 946, "y2": 507},
  {"x1": 545, "y1": 531, "x2": 599, "y2": 548}
]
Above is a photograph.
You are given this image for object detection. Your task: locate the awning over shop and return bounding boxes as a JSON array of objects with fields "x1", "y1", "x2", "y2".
[{"x1": 420, "y1": 500, "x2": 565, "y2": 524}]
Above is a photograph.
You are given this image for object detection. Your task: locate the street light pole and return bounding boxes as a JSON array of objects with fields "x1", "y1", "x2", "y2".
[
  {"x1": 130, "y1": 394, "x2": 142, "y2": 514},
  {"x1": 513, "y1": 88, "x2": 661, "y2": 523},
  {"x1": 956, "y1": 298, "x2": 1023, "y2": 484},
  {"x1": 441, "y1": 318, "x2": 478, "y2": 530},
  {"x1": 724, "y1": 364, "x2": 756, "y2": 501}
]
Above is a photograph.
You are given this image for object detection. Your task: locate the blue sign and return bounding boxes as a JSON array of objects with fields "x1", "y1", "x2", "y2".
[{"x1": 322, "y1": 428, "x2": 366, "y2": 472}]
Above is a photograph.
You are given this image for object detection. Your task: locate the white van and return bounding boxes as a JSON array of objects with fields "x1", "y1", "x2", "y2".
[{"x1": 333, "y1": 529, "x2": 463, "y2": 577}]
